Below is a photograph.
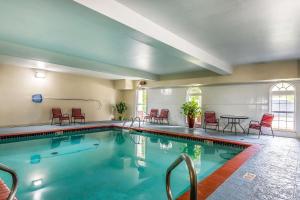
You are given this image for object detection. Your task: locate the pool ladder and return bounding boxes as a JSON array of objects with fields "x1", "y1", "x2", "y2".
[
  {"x1": 0, "y1": 163, "x2": 18, "y2": 200},
  {"x1": 166, "y1": 154, "x2": 198, "y2": 200},
  {"x1": 122, "y1": 117, "x2": 141, "y2": 128}
]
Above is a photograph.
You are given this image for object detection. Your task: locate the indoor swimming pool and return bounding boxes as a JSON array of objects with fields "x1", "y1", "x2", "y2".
[{"x1": 0, "y1": 128, "x2": 243, "y2": 200}]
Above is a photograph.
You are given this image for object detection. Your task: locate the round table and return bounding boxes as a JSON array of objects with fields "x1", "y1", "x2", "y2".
[{"x1": 220, "y1": 115, "x2": 249, "y2": 134}]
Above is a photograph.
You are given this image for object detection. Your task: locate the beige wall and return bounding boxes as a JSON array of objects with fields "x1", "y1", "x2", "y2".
[
  {"x1": 145, "y1": 60, "x2": 300, "y2": 88},
  {"x1": 121, "y1": 90, "x2": 136, "y2": 119},
  {"x1": 0, "y1": 65, "x2": 121, "y2": 126}
]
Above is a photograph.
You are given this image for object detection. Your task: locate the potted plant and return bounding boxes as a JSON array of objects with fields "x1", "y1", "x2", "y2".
[
  {"x1": 115, "y1": 101, "x2": 128, "y2": 120},
  {"x1": 181, "y1": 100, "x2": 201, "y2": 128}
]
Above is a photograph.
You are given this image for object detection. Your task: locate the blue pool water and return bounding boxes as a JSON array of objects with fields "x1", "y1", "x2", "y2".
[{"x1": 0, "y1": 129, "x2": 243, "y2": 200}]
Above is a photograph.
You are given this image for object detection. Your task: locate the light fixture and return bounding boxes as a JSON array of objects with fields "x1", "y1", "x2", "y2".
[
  {"x1": 36, "y1": 61, "x2": 46, "y2": 69},
  {"x1": 35, "y1": 71, "x2": 46, "y2": 78},
  {"x1": 32, "y1": 179, "x2": 43, "y2": 187}
]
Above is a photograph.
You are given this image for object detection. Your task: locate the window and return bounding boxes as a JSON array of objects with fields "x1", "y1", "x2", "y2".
[
  {"x1": 136, "y1": 89, "x2": 147, "y2": 117},
  {"x1": 187, "y1": 87, "x2": 202, "y2": 107},
  {"x1": 187, "y1": 87, "x2": 202, "y2": 126},
  {"x1": 270, "y1": 82, "x2": 295, "y2": 131}
]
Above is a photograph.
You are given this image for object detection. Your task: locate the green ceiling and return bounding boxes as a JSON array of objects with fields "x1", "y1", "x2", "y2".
[{"x1": 0, "y1": 0, "x2": 214, "y2": 80}]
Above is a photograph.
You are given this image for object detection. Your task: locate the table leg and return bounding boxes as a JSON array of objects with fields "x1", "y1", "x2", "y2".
[
  {"x1": 238, "y1": 119, "x2": 246, "y2": 134},
  {"x1": 223, "y1": 119, "x2": 230, "y2": 133},
  {"x1": 230, "y1": 118, "x2": 234, "y2": 132},
  {"x1": 234, "y1": 119, "x2": 237, "y2": 135}
]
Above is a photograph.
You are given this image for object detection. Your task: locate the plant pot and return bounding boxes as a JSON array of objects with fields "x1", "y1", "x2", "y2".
[{"x1": 187, "y1": 116, "x2": 195, "y2": 128}]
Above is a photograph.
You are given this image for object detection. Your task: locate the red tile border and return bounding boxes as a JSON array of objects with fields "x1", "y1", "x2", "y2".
[
  {"x1": 0, "y1": 124, "x2": 261, "y2": 200},
  {"x1": 178, "y1": 144, "x2": 260, "y2": 200},
  {"x1": 124, "y1": 126, "x2": 261, "y2": 200}
]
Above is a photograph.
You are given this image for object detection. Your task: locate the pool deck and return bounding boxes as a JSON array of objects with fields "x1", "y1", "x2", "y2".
[{"x1": 0, "y1": 121, "x2": 299, "y2": 200}]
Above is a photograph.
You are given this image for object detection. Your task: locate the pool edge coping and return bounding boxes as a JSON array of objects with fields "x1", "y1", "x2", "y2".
[{"x1": 0, "y1": 124, "x2": 261, "y2": 200}]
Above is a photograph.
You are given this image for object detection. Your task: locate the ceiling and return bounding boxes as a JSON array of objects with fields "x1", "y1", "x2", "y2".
[
  {"x1": 116, "y1": 0, "x2": 300, "y2": 65},
  {"x1": 0, "y1": 0, "x2": 230, "y2": 80},
  {"x1": 0, "y1": 55, "x2": 133, "y2": 80}
]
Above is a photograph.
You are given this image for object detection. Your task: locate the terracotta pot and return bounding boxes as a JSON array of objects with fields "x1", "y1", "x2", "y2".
[{"x1": 187, "y1": 116, "x2": 195, "y2": 128}]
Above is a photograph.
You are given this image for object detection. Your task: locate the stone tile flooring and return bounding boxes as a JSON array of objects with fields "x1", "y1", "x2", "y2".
[{"x1": 0, "y1": 121, "x2": 299, "y2": 200}]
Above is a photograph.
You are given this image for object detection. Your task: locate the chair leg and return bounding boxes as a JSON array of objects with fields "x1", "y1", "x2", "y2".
[
  {"x1": 258, "y1": 128, "x2": 262, "y2": 138},
  {"x1": 247, "y1": 128, "x2": 250, "y2": 135},
  {"x1": 204, "y1": 123, "x2": 207, "y2": 132},
  {"x1": 51, "y1": 118, "x2": 53, "y2": 125},
  {"x1": 271, "y1": 127, "x2": 274, "y2": 137}
]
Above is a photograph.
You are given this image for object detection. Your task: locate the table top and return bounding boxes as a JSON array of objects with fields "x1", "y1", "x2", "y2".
[{"x1": 220, "y1": 115, "x2": 249, "y2": 119}]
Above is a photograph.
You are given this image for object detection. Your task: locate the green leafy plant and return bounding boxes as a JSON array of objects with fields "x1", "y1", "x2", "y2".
[
  {"x1": 181, "y1": 100, "x2": 201, "y2": 128},
  {"x1": 181, "y1": 144, "x2": 202, "y2": 160},
  {"x1": 181, "y1": 100, "x2": 201, "y2": 118},
  {"x1": 115, "y1": 101, "x2": 128, "y2": 120}
]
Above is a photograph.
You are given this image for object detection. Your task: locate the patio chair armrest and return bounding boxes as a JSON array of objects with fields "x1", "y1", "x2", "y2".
[{"x1": 249, "y1": 120, "x2": 259, "y2": 124}]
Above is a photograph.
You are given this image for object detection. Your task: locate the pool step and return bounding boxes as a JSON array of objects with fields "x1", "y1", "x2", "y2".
[{"x1": 0, "y1": 179, "x2": 17, "y2": 200}]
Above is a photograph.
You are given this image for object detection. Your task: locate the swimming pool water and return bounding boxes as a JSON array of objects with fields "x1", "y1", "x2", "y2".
[{"x1": 0, "y1": 129, "x2": 243, "y2": 200}]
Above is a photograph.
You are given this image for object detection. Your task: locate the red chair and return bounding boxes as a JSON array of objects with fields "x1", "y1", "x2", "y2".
[
  {"x1": 51, "y1": 108, "x2": 70, "y2": 125},
  {"x1": 144, "y1": 109, "x2": 158, "y2": 123},
  {"x1": 248, "y1": 113, "x2": 274, "y2": 137},
  {"x1": 154, "y1": 109, "x2": 169, "y2": 124},
  {"x1": 203, "y1": 111, "x2": 219, "y2": 132},
  {"x1": 72, "y1": 108, "x2": 85, "y2": 124}
]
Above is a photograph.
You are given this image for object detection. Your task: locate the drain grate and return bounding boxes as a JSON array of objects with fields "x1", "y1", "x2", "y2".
[
  {"x1": 243, "y1": 172, "x2": 256, "y2": 181},
  {"x1": 51, "y1": 152, "x2": 58, "y2": 155}
]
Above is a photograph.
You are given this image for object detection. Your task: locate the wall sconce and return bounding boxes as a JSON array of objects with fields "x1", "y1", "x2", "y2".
[{"x1": 35, "y1": 71, "x2": 46, "y2": 78}]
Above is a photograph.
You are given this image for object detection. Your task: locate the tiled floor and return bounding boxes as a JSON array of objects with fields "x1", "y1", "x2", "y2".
[{"x1": 0, "y1": 121, "x2": 299, "y2": 200}]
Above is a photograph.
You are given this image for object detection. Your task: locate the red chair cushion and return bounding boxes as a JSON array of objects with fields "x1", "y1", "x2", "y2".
[
  {"x1": 60, "y1": 116, "x2": 70, "y2": 120},
  {"x1": 249, "y1": 123, "x2": 261, "y2": 130},
  {"x1": 73, "y1": 116, "x2": 85, "y2": 119}
]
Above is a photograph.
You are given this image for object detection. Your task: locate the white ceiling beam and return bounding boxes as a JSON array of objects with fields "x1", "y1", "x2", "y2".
[{"x1": 74, "y1": 0, "x2": 233, "y2": 75}]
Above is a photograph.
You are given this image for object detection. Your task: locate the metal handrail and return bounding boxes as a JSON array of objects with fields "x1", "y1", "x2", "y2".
[
  {"x1": 130, "y1": 117, "x2": 141, "y2": 128},
  {"x1": 166, "y1": 154, "x2": 197, "y2": 200},
  {"x1": 122, "y1": 117, "x2": 141, "y2": 128},
  {"x1": 122, "y1": 120, "x2": 129, "y2": 128},
  {"x1": 0, "y1": 163, "x2": 18, "y2": 200}
]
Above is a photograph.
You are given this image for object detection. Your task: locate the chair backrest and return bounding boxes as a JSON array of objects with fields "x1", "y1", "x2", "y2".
[
  {"x1": 72, "y1": 108, "x2": 82, "y2": 117},
  {"x1": 150, "y1": 109, "x2": 159, "y2": 117},
  {"x1": 52, "y1": 108, "x2": 62, "y2": 118},
  {"x1": 204, "y1": 111, "x2": 217, "y2": 123},
  {"x1": 159, "y1": 109, "x2": 169, "y2": 118},
  {"x1": 260, "y1": 113, "x2": 274, "y2": 127}
]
